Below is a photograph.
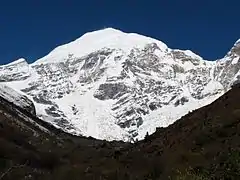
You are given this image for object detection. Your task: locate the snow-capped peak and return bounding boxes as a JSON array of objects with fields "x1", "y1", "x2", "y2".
[
  {"x1": 1, "y1": 28, "x2": 238, "y2": 142},
  {"x1": 32, "y1": 28, "x2": 169, "y2": 65},
  {"x1": 0, "y1": 58, "x2": 30, "y2": 82},
  {"x1": 1, "y1": 58, "x2": 27, "y2": 67},
  {"x1": 80, "y1": 27, "x2": 125, "y2": 38},
  {"x1": 234, "y1": 39, "x2": 240, "y2": 45},
  {"x1": 172, "y1": 49, "x2": 203, "y2": 60}
]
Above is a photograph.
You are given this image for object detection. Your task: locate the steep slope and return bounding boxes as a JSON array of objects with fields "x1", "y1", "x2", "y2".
[
  {"x1": 215, "y1": 39, "x2": 240, "y2": 89},
  {"x1": 0, "y1": 58, "x2": 30, "y2": 82},
  {"x1": 1, "y1": 80, "x2": 240, "y2": 179},
  {"x1": 0, "y1": 28, "x2": 239, "y2": 141},
  {"x1": 115, "y1": 83, "x2": 240, "y2": 179},
  {"x1": 0, "y1": 85, "x2": 130, "y2": 180},
  {"x1": 0, "y1": 84, "x2": 36, "y2": 116},
  {"x1": 0, "y1": 84, "x2": 64, "y2": 135}
]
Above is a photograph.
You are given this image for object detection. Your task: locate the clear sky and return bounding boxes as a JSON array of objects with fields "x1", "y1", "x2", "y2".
[{"x1": 0, "y1": 0, "x2": 239, "y2": 64}]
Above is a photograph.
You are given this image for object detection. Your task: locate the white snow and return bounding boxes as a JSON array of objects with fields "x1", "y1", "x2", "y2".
[
  {"x1": 232, "y1": 57, "x2": 239, "y2": 65},
  {"x1": 0, "y1": 86, "x2": 50, "y2": 134},
  {"x1": 202, "y1": 80, "x2": 224, "y2": 97},
  {"x1": 54, "y1": 84, "x2": 129, "y2": 141},
  {"x1": 0, "y1": 58, "x2": 27, "y2": 67},
  {"x1": 231, "y1": 70, "x2": 240, "y2": 86},
  {"x1": 235, "y1": 39, "x2": 240, "y2": 45},
  {"x1": 154, "y1": 49, "x2": 166, "y2": 57},
  {"x1": 173, "y1": 49, "x2": 203, "y2": 60},
  {"x1": 137, "y1": 94, "x2": 221, "y2": 140},
  {"x1": 0, "y1": 84, "x2": 32, "y2": 109},
  {"x1": 0, "y1": 58, "x2": 31, "y2": 82},
  {"x1": 183, "y1": 50, "x2": 203, "y2": 60},
  {"x1": 33, "y1": 28, "x2": 168, "y2": 65}
]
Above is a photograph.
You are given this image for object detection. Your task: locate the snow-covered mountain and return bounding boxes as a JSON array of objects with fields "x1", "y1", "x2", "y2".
[{"x1": 0, "y1": 28, "x2": 239, "y2": 141}]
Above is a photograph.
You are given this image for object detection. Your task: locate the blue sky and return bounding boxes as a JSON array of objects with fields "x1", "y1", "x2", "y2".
[{"x1": 0, "y1": 0, "x2": 239, "y2": 64}]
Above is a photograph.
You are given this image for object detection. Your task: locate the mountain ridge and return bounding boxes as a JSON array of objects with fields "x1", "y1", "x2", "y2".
[
  {"x1": 0, "y1": 28, "x2": 239, "y2": 141},
  {"x1": 5, "y1": 28, "x2": 240, "y2": 65}
]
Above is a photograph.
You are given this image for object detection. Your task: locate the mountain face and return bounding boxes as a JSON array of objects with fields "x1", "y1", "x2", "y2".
[
  {"x1": 0, "y1": 28, "x2": 239, "y2": 141},
  {"x1": 0, "y1": 84, "x2": 36, "y2": 116},
  {"x1": 1, "y1": 76, "x2": 240, "y2": 180}
]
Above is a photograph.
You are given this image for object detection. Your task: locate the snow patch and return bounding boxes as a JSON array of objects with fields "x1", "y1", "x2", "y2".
[
  {"x1": 54, "y1": 86, "x2": 129, "y2": 141},
  {"x1": 137, "y1": 94, "x2": 221, "y2": 140},
  {"x1": 235, "y1": 39, "x2": 240, "y2": 45},
  {"x1": 232, "y1": 57, "x2": 239, "y2": 65},
  {"x1": 0, "y1": 84, "x2": 33, "y2": 110},
  {"x1": 1, "y1": 58, "x2": 27, "y2": 67},
  {"x1": 202, "y1": 80, "x2": 224, "y2": 97}
]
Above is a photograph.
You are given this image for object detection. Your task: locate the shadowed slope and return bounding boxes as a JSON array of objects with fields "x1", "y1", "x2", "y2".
[{"x1": 1, "y1": 84, "x2": 240, "y2": 179}]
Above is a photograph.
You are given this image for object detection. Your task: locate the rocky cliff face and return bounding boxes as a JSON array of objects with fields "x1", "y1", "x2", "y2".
[
  {"x1": 0, "y1": 58, "x2": 30, "y2": 82},
  {"x1": 215, "y1": 40, "x2": 240, "y2": 89},
  {"x1": 0, "y1": 28, "x2": 239, "y2": 141},
  {"x1": 0, "y1": 84, "x2": 36, "y2": 116}
]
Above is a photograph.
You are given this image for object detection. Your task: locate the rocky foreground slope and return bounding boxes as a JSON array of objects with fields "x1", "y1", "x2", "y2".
[
  {"x1": 0, "y1": 28, "x2": 240, "y2": 141},
  {"x1": 1, "y1": 81, "x2": 240, "y2": 179}
]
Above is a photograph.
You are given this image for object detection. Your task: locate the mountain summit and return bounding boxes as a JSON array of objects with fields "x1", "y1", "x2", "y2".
[
  {"x1": 0, "y1": 28, "x2": 239, "y2": 141},
  {"x1": 34, "y1": 28, "x2": 168, "y2": 65}
]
